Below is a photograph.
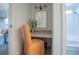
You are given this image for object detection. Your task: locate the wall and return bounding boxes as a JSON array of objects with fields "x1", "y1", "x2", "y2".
[
  {"x1": 0, "y1": 3, "x2": 9, "y2": 10},
  {"x1": 31, "y1": 3, "x2": 52, "y2": 31},
  {"x1": 0, "y1": 19, "x2": 5, "y2": 30},
  {"x1": 9, "y1": 3, "x2": 32, "y2": 54}
]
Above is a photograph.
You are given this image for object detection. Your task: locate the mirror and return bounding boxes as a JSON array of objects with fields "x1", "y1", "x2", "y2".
[{"x1": 36, "y1": 11, "x2": 46, "y2": 29}]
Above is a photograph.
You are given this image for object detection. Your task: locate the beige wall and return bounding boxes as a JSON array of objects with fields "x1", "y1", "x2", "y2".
[
  {"x1": 31, "y1": 3, "x2": 52, "y2": 31},
  {"x1": 9, "y1": 3, "x2": 32, "y2": 54}
]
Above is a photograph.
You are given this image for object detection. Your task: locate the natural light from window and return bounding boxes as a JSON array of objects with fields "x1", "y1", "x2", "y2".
[{"x1": 5, "y1": 18, "x2": 8, "y2": 25}]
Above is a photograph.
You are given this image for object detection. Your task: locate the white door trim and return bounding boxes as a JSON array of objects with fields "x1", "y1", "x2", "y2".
[
  {"x1": 52, "y1": 3, "x2": 62, "y2": 55},
  {"x1": 52, "y1": 3, "x2": 66, "y2": 55},
  {"x1": 61, "y1": 3, "x2": 66, "y2": 55}
]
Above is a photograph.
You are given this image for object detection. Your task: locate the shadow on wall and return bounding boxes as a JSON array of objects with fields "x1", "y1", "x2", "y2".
[{"x1": 18, "y1": 26, "x2": 24, "y2": 54}]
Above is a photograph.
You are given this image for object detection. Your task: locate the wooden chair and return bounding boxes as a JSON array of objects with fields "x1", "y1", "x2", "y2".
[{"x1": 22, "y1": 24, "x2": 45, "y2": 55}]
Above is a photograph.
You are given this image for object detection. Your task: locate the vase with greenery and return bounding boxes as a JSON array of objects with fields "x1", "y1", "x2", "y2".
[{"x1": 28, "y1": 19, "x2": 37, "y2": 32}]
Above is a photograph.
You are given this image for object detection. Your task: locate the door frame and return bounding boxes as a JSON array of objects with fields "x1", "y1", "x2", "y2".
[
  {"x1": 61, "y1": 3, "x2": 66, "y2": 55},
  {"x1": 52, "y1": 3, "x2": 66, "y2": 55},
  {"x1": 53, "y1": 3, "x2": 62, "y2": 55}
]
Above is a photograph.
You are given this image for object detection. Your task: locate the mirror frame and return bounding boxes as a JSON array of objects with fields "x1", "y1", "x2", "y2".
[{"x1": 35, "y1": 10, "x2": 47, "y2": 30}]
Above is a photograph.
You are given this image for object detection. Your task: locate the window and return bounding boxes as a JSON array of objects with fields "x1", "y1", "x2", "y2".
[{"x1": 5, "y1": 18, "x2": 8, "y2": 25}]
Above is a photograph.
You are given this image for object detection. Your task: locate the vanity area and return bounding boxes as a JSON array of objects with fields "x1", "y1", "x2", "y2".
[
  {"x1": 31, "y1": 30, "x2": 52, "y2": 39},
  {"x1": 28, "y1": 3, "x2": 53, "y2": 55}
]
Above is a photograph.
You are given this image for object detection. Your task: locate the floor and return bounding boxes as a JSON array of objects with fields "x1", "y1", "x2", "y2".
[
  {"x1": 0, "y1": 36, "x2": 8, "y2": 55},
  {"x1": 66, "y1": 35, "x2": 79, "y2": 55},
  {"x1": 0, "y1": 44, "x2": 8, "y2": 55},
  {"x1": 66, "y1": 46, "x2": 79, "y2": 55}
]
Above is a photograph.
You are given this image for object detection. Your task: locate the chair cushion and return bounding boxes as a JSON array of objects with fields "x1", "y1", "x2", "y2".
[
  {"x1": 27, "y1": 39, "x2": 44, "y2": 55},
  {"x1": 32, "y1": 39, "x2": 44, "y2": 44}
]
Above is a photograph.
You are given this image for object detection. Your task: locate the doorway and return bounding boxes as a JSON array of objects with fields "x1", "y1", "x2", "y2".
[
  {"x1": 65, "y1": 3, "x2": 79, "y2": 55},
  {"x1": 0, "y1": 3, "x2": 9, "y2": 55}
]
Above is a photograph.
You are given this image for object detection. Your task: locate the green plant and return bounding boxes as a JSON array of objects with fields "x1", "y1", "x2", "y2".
[{"x1": 28, "y1": 19, "x2": 37, "y2": 30}]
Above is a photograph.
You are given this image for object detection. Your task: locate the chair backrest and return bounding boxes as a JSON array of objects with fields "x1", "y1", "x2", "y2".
[{"x1": 22, "y1": 23, "x2": 32, "y2": 46}]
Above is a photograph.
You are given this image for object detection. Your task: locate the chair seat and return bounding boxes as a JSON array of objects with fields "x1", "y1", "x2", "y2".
[
  {"x1": 28, "y1": 39, "x2": 44, "y2": 55},
  {"x1": 32, "y1": 39, "x2": 44, "y2": 45}
]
